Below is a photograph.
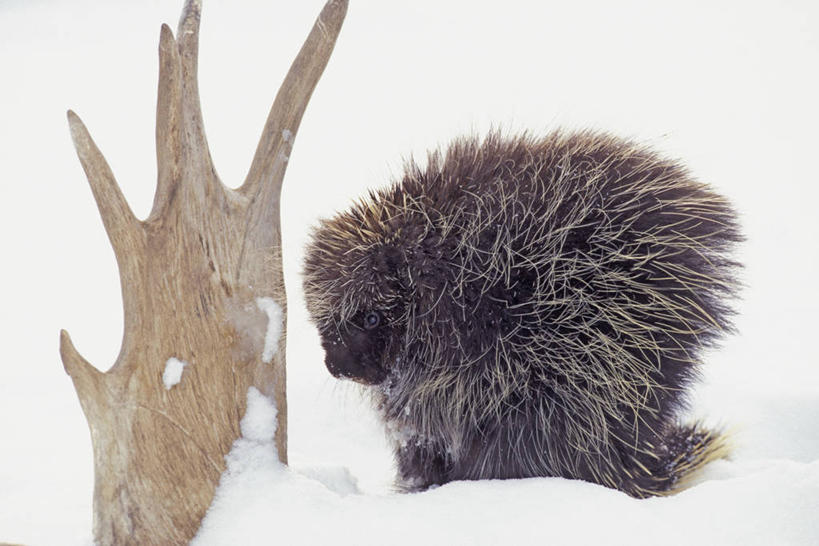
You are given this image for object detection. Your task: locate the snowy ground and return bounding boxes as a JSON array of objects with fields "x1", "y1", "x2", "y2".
[{"x1": 1, "y1": 0, "x2": 818, "y2": 544}]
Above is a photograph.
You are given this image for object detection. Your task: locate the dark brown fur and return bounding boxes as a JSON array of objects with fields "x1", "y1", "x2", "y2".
[{"x1": 303, "y1": 130, "x2": 742, "y2": 497}]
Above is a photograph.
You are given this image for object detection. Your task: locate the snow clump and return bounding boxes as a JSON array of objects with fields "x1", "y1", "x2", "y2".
[
  {"x1": 256, "y1": 297, "x2": 283, "y2": 364},
  {"x1": 162, "y1": 357, "x2": 188, "y2": 390}
]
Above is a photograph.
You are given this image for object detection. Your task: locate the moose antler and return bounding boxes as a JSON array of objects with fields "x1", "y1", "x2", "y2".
[{"x1": 60, "y1": 1, "x2": 347, "y2": 543}]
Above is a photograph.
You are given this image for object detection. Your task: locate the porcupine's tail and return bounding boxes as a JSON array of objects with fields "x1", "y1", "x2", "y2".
[{"x1": 622, "y1": 423, "x2": 730, "y2": 498}]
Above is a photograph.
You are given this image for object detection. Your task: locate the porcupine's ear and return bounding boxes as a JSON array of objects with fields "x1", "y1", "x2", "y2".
[
  {"x1": 396, "y1": 238, "x2": 452, "y2": 316},
  {"x1": 350, "y1": 239, "x2": 406, "y2": 304},
  {"x1": 371, "y1": 242, "x2": 403, "y2": 273},
  {"x1": 374, "y1": 243, "x2": 411, "y2": 298}
]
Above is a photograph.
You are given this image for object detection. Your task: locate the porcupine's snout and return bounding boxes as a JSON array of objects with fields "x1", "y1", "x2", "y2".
[{"x1": 320, "y1": 327, "x2": 388, "y2": 385}]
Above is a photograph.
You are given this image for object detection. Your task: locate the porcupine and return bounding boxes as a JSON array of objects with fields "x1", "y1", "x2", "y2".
[{"x1": 302, "y1": 130, "x2": 742, "y2": 497}]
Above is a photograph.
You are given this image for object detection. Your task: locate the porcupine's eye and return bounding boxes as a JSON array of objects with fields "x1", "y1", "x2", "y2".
[{"x1": 364, "y1": 311, "x2": 381, "y2": 330}]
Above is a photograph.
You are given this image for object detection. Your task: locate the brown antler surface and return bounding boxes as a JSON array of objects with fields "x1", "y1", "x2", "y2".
[{"x1": 59, "y1": 1, "x2": 347, "y2": 544}]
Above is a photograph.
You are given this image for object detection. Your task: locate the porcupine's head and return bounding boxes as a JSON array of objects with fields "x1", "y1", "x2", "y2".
[{"x1": 302, "y1": 190, "x2": 411, "y2": 385}]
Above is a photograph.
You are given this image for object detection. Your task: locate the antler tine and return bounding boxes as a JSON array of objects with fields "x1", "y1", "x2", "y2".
[
  {"x1": 151, "y1": 24, "x2": 183, "y2": 221},
  {"x1": 59, "y1": 329, "x2": 106, "y2": 418},
  {"x1": 67, "y1": 110, "x2": 143, "y2": 268},
  {"x1": 240, "y1": 0, "x2": 348, "y2": 204},
  {"x1": 175, "y1": 0, "x2": 218, "y2": 198}
]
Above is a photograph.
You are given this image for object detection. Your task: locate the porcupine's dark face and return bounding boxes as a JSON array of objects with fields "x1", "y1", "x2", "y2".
[
  {"x1": 318, "y1": 308, "x2": 394, "y2": 384},
  {"x1": 303, "y1": 211, "x2": 408, "y2": 386}
]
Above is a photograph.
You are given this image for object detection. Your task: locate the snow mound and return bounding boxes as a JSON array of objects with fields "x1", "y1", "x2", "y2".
[{"x1": 193, "y1": 457, "x2": 819, "y2": 546}]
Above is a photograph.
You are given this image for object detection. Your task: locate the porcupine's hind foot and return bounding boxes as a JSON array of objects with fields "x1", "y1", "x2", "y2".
[{"x1": 622, "y1": 423, "x2": 729, "y2": 498}]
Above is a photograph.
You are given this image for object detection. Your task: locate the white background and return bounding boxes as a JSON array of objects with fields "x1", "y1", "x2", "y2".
[{"x1": 1, "y1": 1, "x2": 817, "y2": 544}]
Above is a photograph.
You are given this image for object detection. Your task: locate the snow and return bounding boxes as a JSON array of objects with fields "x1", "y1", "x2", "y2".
[
  {"x1": 1, "y1": 1, "x2": 818, "y2": 545},
  {"x1": 239, "y1": 387, "x2": 279, "y2": 442},
  {"x1": 162, "y1": 357, "x2": 188, "y2": 389},
  {"x1": 256, "y1": 297, "x2": 284, "y2": 363},
  {"x1": 197, "y1": 457, "x2": 819, "y2": 546},
  {"x1": 193, "y1": 387, "x2": 281, "y2": 545}
]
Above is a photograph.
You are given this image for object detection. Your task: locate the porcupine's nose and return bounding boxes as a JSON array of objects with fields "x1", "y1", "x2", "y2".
[
  {"x1": 322, "y1": 340, "x2": 362, "y2": 380},
  {"x1": 322, "y1": 340, "x2": 387, "y2": 384},
  {"x1": 322, "y1": 345, "x2": 348, "y2": 379}
]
